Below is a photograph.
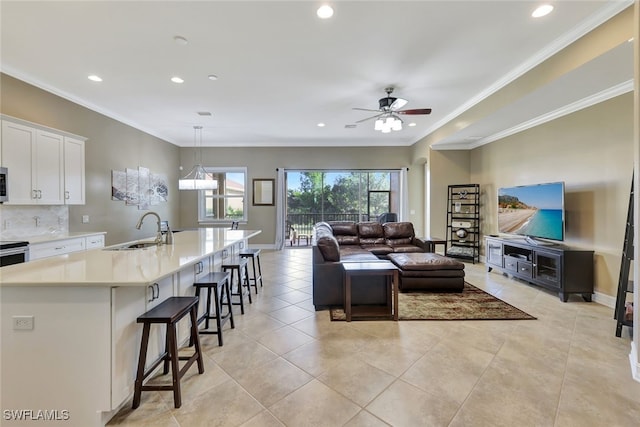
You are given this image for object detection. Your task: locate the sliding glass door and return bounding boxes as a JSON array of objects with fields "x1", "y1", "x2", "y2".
[{"x1": 285, "y1": 170, "x2": 400, "y2": 238}]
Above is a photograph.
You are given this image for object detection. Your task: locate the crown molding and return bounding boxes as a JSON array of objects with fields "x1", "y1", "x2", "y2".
[{"x1": 421, "y1": 1, "x2": 634, "y2": 144}]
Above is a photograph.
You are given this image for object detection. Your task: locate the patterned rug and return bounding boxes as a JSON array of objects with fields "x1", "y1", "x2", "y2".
[{"x1": 330, "y1": 282, "x2": 536, "y2": 321}]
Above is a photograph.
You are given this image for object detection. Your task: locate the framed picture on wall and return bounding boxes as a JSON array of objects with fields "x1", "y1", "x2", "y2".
[{"x1": 253, "y1": 178, "x2": 274, "y2": 206}]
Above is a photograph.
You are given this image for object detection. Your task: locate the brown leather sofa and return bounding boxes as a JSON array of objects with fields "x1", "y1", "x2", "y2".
[{"x1": 312, "y1": 221, "x2": 429, "y2": 309}]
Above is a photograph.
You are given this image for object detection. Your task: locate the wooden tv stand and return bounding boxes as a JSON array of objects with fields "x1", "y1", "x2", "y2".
[{"x1": 485, "y1": 236, "x2": 594, "y2": 302}]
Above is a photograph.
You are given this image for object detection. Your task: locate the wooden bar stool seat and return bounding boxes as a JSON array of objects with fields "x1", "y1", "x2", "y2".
[
  {"x1": 132, "y1": 296, "x2": 204, "y2": 410},
  {"x1": 193, "y1": 271, "x2": 234, "y2": 346},
  {"x1": 239, "y1": 248, "x2": 263, "y2": 293},
  {"x1": 222, "y1": 256, "x2": 251, "y2": 314}
]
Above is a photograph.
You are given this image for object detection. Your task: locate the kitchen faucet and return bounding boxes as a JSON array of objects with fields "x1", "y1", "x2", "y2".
[{"x1": 135, "y1": 211, "x2": 163, "y2": 245}]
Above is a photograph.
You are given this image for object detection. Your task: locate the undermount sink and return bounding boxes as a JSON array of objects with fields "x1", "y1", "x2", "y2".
[{"x1": 104, "y1": 241, "x2": 159, "y2": 251}]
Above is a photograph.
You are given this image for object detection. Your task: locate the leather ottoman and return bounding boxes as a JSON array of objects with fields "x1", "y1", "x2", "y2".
[{"x1": 387, "y1": 253, "x2": 465, "y2": 292}]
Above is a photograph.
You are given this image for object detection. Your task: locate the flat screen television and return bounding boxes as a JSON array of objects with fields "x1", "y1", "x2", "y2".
[{"x1": 497, "y1": 182, "x2": 565, "y2": 243}]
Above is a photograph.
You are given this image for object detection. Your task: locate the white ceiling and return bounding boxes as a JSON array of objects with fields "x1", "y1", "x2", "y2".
[{"x1": 0, "y1": 1, "x2": 634, "y2": 149}]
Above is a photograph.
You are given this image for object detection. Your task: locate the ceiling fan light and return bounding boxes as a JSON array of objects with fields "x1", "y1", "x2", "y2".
[
  {"x1": 385, "y1": 117, "x2": 395, "y2": 126},
  {"x1": 374, "y1": 119, "x2": 384, "y2": 130},
  {"x1": 392, "y1": 119, "x2": 402, "y2": 131},
  {"x1": 381, "y1": 126, "x2": 391, "y2": 134}
]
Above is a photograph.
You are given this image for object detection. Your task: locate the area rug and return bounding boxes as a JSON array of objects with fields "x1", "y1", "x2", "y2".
[{"x1": 330, "y1": 282, "x2": 536, "y2": 321}]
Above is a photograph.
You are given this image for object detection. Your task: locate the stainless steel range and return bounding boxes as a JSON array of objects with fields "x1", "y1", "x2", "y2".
[{"x1": 0, "y1": 241, "x2": 30, "y2": 266}]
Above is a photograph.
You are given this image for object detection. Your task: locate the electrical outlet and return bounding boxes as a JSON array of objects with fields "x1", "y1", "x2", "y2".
[
  {"x1": 12, "y1": 315, "x2": 34, "y2": 330},
  {"x1": 82, "y1": 215, "x2": 90, "y2": 224}
]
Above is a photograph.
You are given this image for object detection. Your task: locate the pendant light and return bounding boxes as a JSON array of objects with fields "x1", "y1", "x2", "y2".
[{"x1": 179, "y1": 126, "x2": 218, "y2": 190}]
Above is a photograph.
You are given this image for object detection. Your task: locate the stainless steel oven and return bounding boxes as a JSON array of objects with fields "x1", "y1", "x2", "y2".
[
  {"x1": 0, "y1": 166, "x2": 7, "y2": 203},
  {"x1": 0, "y1": 241, "x2": 30, "y2": 266}
]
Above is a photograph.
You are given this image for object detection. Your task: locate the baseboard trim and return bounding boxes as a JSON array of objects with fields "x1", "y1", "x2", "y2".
[
  {"x1": 630, "y1": 342, "x2": 640, "y2": 383},
  {"x1": 593, "y1": 291, "x2": 616, "y2": 308}
]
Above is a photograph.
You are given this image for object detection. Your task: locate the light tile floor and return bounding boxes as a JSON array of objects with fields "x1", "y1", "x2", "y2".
[{"x1": 108, "y1": 248, "x2": 640, "y2": 427}]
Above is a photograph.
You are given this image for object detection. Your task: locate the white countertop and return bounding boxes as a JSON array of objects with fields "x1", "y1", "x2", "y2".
[{"x1": 0, "y1": 229, "x2": 260, "y2": 287}]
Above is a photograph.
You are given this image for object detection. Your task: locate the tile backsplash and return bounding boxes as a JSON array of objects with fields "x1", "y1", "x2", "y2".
[{"x1": 0, "y1": 205, "x2": 68, "y2": 238}]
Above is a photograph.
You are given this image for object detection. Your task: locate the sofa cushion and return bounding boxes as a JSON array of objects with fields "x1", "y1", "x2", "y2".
[
  {"x1": 358, "y1": 222, "x2": 385, "y2": 245},
  {"x1": 390, "y1": 244, "x2": 425, "y2": 254},
  {"x1": 329, "y1": 221, "x2": 360, "y2": 246},
  {"x1": 384, "y1": 222, "x2": 415, "y2": 247},
  {"x1": 315, "y1": 228, "x2": 340, "y2": 262},
  {"x1": 361, "y1": 244, "x2": 393, "y2": 256},
  {"x1": 340, "y1": 245, "x2": 379, "y2": 262}
]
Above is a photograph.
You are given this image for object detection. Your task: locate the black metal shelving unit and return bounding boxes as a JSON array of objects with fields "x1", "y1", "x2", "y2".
[
  {"x1": 615, "y1": 177, "x2": 634, "y2": 337},
  {"x1": 446, "y1": 184, "x2": 480, "y2": 263}
]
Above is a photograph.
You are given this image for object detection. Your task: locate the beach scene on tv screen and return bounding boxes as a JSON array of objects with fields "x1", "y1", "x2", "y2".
[{"x1": 498, "y1": 183, "x2": 564, "y2": 240}]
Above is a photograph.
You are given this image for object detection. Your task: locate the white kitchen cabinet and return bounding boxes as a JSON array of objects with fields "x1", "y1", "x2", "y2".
[
  {"x1": 34, "y1": 129, "x2": 65, "y2": 204},
  {"x1": 85, "y1": 234, "x2": 105, "y2": 249},
  {"x1": 1, "y1": 120, "x2": 38, "y2": 204},
  {"x1": 64, "y1": 136, "x2": 85, "y2": 204},
  {"x1": 29, "y1": 237, "x2": 86, "y2": 260},
  {"x1": 0, "y1": 116, "x2": 86, "y2": 205},
  {"x1": 29, "y1": 233, "x2": 105, "y2": 260},
  {"x1": 176, "y1": 256, "x2": 212, "y2": 342}
]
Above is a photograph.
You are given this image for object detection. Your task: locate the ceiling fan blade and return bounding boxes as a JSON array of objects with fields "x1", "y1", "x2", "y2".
[
  {"x1": 397, "y1": 108, "x2": 432, "y2": 115},
  {"x1": 352, "y1": 107, "x2": 382, "y2": 112},
  {"x1": 390, "y1": 97, "x2": 408, "y2": 110},
  {"x1": 355, "y1": 112, "x2": 385, "y2": 123}
]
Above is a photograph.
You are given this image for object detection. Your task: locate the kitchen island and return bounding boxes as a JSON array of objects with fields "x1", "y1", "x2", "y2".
[{"x1": 0, "y1": 228, "x2": 260, "y2": 426}]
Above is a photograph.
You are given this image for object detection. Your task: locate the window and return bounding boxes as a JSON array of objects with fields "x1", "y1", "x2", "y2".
[
  {"x1": 285, "y1": 170, "x2": 400, "y2": 235},
  {"x1": 198, "y1": 167, "x2": 247, "y2": 223}
]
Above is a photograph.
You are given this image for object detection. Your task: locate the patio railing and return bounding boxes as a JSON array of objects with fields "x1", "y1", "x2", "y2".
[{"x1": 287, "y1": 213, "x2": 370, "y2": 237}]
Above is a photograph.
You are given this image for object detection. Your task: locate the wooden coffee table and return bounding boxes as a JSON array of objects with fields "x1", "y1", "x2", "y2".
[{"x1": 342, "y1": 261, "x2": 399, "y2": 321}]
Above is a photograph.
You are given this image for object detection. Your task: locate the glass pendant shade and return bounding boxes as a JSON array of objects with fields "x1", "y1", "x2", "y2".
[
  {"x1": 180, "y1": 125, "x2": 217, "y2": 190},
  {"x1": 178, "y1": 164, "x2": 217, "y2": 190}
]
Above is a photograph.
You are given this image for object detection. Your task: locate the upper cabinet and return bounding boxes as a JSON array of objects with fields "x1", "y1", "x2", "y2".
[
  {"x1": 64, "y1": 137, "x2": 85, "y2": 205},
  {"x1": 0, "y1": 116, "x2": 86, "y2": 205}
]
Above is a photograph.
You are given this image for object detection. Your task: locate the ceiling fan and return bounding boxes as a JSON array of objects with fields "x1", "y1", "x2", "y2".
[{"x1": 353, "y1": 87, "x2": 432, "y2": 132}]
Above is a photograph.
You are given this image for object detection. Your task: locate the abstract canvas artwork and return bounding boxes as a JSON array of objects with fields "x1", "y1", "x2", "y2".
[{"x1": 112, "y1": 166, "x2": 168, "y2": 209}]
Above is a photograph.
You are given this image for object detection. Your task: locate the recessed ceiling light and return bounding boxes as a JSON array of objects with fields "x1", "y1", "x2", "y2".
[
  {"x1": 87, "y1": 75, "x2": 102, "y2": 82},
  {"x1": 317, "y1": 122, "x2": 326, "y2": 127},
  {"x1": 173, "y1": 35, "x2": 188, "y2": 45},
  {"x1": 317, "y1": 5, "x2": 334, "y2": 19},
  {"x1": 207, "y1": 74, "x2": 218, "y2": 81},
  {"x1": 408, "y1": 122, "x2": 417, "y2": 127},
  {"x1": 532, "y1": 4, "x2": 554, "y2": 18},
  {"x1": 171, "y1": 76, "x2": 184, "y2": 84}
]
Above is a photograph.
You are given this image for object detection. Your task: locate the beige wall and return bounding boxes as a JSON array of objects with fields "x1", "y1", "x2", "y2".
[
  {"x1": 179, "y1": 146, "x2": 415, "y2": 244},
  {"x1": 0, "y1": 74, "x2": 180, "y2": 245},
  {"x1": 0, "y1": 74, "x2": 418, "y2": 246},
  {"x1": 471, "y1": 94, "x2": 634, "y2": 298}
]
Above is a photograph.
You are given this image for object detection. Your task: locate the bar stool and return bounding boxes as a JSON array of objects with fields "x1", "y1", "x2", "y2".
[
  {"x1": 132, "y1": 296, "x2": 204, "y2": 409},
  {"x1": 239, "y1": 248, "x2": 263, "y2": 294},
  {"x1": 192, "y1": 271, "x2": 234, "y2": 346},
  {"x1": 222, "y1": 256, "x2": 251, "y2": 314}
]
